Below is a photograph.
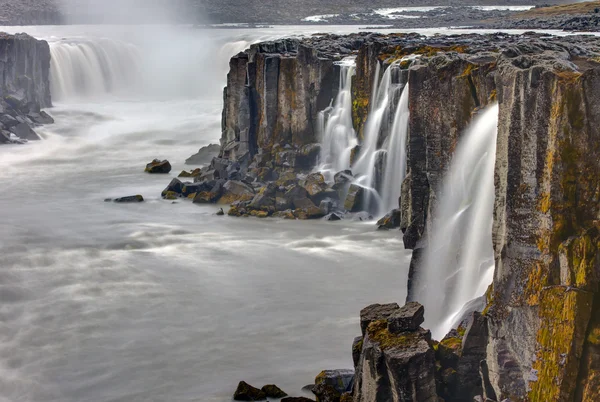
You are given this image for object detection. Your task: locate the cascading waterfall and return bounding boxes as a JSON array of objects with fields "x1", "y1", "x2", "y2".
[
  {"x1": 316, "y1": 59, "x2": 411, "y2": 216},
  {"x1": 50, "y1": 39, "x2": 143, "y2": 101},
  {"x1": 380, "y1": 82, "x2": 409, "y2": 215},
  {"x1": 316, "y1": 57, "x2": 357, "y2": 182},
  {"x1": 416, "y1": 104, "x2": 499, "y2": 340}
]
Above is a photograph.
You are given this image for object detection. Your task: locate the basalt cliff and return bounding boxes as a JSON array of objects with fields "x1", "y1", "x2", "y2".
[
  {"x1": 0, "y1": 32, "x2": 53, "y2": 144},
  {"x1": 185, "y1": 31, "x2": 600, "y2": 401}
]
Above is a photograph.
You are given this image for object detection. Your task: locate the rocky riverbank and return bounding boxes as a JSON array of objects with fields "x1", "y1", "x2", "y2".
[
  {"x1": 0, "y1": 32, "x2": 53, "y2": 144},
  {"x1": 204, "y1": 30, "x2": 600, "y2": 400}
]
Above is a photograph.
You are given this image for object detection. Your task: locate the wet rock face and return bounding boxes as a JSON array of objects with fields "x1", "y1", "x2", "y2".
[{"x1": 353, "y1": 302, "x2": 438, "y2": 402}]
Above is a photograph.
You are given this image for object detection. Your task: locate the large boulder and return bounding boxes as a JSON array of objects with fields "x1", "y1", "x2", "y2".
[
  {"x1": 260, "y1": 384, "x2": 287, "y2": 398},
  {"x1": 10, "y1": 122, "x2": 39, "y2": 140},
  {"x1": 315, "y1": 369, "x2": 354, "y2": 394},
  {"x1": 193, "y1": 180, "x2": 225, "y2": 203},
  {"x1": 376, "y1": 209, "x2": 401, "y2": 230},
  {"x1": 218, "y1": 180, "x2": 255, "y2": 204},
  {"x1": 343, "y1": 184, "x2": 365, "y2": 212},
  {"x1": 27, "y1": 111, "x2": 54, "y2": 125},
  {"x1": 233, "y1": 381, "x2": 266, "y2": 401},
  {"x1": 162, "y1": 178, "x2": 184, "y2": 197},
  {"x1": 248, "y1": 183, "x2": 277, "y2": 212},
  {"x1": 359, "y1": 303, "x2": 400, "y2": 336},
  {"x1": 145, "y1": 159, "x2": 171, "y2": 174},
  {"x1": 311, "y1": 383, "x2": 340, "y2": 402}
]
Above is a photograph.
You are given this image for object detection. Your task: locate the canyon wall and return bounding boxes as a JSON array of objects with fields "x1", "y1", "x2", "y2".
[{"x1": 217, "y1": 32, "x2": 600, "y2": 400}]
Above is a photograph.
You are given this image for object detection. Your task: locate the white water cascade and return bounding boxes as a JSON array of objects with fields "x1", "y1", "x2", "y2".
[
  {"x1": 316, "y1": 58, "x2": 358, "y2": 182},
  {"x1": 380, "y1": 82, "x2": 409, "y2": 215},
  {"x1": 416, "y1": 104, "x2": 499, "y2": 340},
  {"x1": 316, "y1": 59, "x2": 411, "y2": 216},
  {"x1": 50, "y1": 39, "x2": 143, "y2": 101}
]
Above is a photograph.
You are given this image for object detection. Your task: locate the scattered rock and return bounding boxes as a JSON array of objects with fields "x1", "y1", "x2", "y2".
[
  {"x1": 113, "y1": 195, "x2": 144, "y2": 203},
  {"x1": 324, "y1": 212, "x2": 342, "y2": 221},
  {"x1": 162, "y1": 178, "x2": 184, "y2": 197},
  {"x1": 145, "y1": 159, "x2": 171, "y2": 174},
  {"x1": 233, "y1": 381, "x2": 267, "y2": 401},
  {"x1": 315, "y1": 369, "x2": 354, "y2": 394},
  {"x1": 311, "y1": 383, "x2": 340, "y2": 402},
  {"x1": 343, "y1": 184, "x2": 364, "y2": 212},
  {"x1": 260, "y1": 384, "x2": 287, "y2": 398},
  {"x1": 178, "y1": 168, "x2": 201, "y2": 178},
  {"x1": 376, "y1": 208, "x2": 401, "y2": 230},
  {"x1": 216, "y1": 208, "x2": 225, "y2": 216}
]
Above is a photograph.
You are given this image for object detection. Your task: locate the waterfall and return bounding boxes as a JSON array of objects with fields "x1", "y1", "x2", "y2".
[
  {"x1": 50, "y1": 39, "x2": 143, "y2": 101},
  {"x1": 316, "y1": 57, "x2": 357, "y2": 182},
  {"x1": 315, "y1": 59, "x2": 411, "y2": 216},
  {"x1": 416, "y1": 104, "x2": 499, "y2": 340},
  {"x1": 380, "y1": 82, "x2": 409, "y2": 215}
]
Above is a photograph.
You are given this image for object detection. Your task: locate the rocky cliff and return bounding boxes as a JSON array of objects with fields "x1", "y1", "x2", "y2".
[
  {"x1": 213, "y1": 31, "x2": 600, "y2": 401},
  {"x1": 0, "y1": 32, "x2": 53, "y2": 144}
]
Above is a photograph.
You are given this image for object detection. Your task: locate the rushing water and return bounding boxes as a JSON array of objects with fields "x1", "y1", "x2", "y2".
[
  {"x1": 416, "y1": 104, "x2": 499, "y2": 339},
  {"x1": 0, "y1": 25, "x2": 414, "y2": 402}
]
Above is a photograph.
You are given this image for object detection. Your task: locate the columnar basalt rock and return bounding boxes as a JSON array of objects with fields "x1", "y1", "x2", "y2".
[
  {"x1": 0, "y1": 32, "x2": 52, "y2": 144},
  {"x1": 216, "y1": 32, "x2": 600, "y2": 401}
]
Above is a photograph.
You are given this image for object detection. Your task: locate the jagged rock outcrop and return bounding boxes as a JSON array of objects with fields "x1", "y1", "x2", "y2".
[{"x1": 0, "y1": 32, "x2": 52, "y2": 144}]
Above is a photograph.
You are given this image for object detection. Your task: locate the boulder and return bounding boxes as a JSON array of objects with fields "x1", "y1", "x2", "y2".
[
  {"x1": 216, "y1": 208, "x2": 225, "y2": 216},
  {"x1": 185, "y1": 143, "x2": 220, "y2": 165},
  {"x1": 300, "y1": 172, "x2": 327, "y2": 197},
  {"x1": 163, "y1": 191, "x2": 179, "y2": 200},
  {"x1": 273, "y1": 209, "x2": 296, "y2": 219},
  {"x1": 248, "y1": 183, "x2": 277, "y2": 211},
  {"x1": 276, "y1": 170, "x2": 298, "y2": 186},
  {"x1": 296, "y1": 143, "x2": 321, "y2": 169},
  {"x1": 218, "y1": 180, "x2": 255, "y2": 204},
  {"x1": 315, "y1": 369, "x2": 354, "y2": 394},
  {"x1": 376, "y1": 209, "x2": 401, "y2": 230},
  {"x1": 260, "y1": 384, "x2": 287, "y2": 398},
  {"x1": 343, "y1": 184, "x2": 364, "y2": 212},
  {"x1": 0, "y1": 114, "x2": 19, "y2": 128},
  {"x1": 194, "y1": 169, "x2": 217, "y2": 183},
  {"x1": 284, "y1": 185, "x2": 310, "y2": 205},
  {"x1": 180, "y1": 182, "x2": 207, "y2": 198},
  {"x1": 10, "y1": 122, "x2": 39, "y2": 140},
  {"x1": 113, "y1": 195, "x2": 144, "y2": 203},
  {"x1": 359, "y1": 303, "x2": 400, "y2": 336},
  {"x1": 145, "y1": 159, "x2": 171, "y2": 174},
  {"x1": 233, "y1": 381, "x2": 266, "y2": 401},
  {"x1": 276, "y1": 196, "x2": 293, "y2": 211},
  {"x1": 292, "y1": 197, "x2": 317, "y2": 210},
  {"x1": 387, "y1": 301, "x2": 425, "y2": 333},
  {"x1": 27, "y1": 111, "x2": 54, "y2": 125},
  {"x1": 193, "y1": 180, "x2": 225, "y2": 203},
  {"x1": 311, "y1": 383, "x2": 340, "y2": 402},
  {"x1": 334, "y1": 170, "x2": 353, "y2": 185},
  {"x1": 319, "y1": 200, "x2": 333, "y2": 215},
  {"x1": 324, "y1": 212, "x2": 342, "y2": 221},
  {"x1": 178, "y1": 168, "x2": 201, "y2": 178},
  {"x1": 162, "y1": 178, "x2": 184, "y2": 197}
]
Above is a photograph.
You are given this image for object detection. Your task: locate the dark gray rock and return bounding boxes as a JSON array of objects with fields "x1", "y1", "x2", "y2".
[
  {"x1": 387, "y1": 301, "x2": 425, "y2": 334},
  {"x1": 145, "y1": 159, "x2": 171, "y2": 174},
  {"x1": 376, "y1": 208, "x2": 401, "y2": 230},
  {"x1": 113, "y1": 195, "x2": 144, "y2": 203},
  {"x1": 9, "y1": 122, "x2": 39, "y2": 140},
  {"x1": 233, "y1": 381, "x2": 266, "y2": 401},
  {"x1": 260, "y1": 384, "x2": 287, "y2": 398},
  {"x1": 359, "y1": 303, "x2": 400, "y2": 337},
  {"x1": 343, "y1": 184, "x2": 364, "y2": 212},
  {"x1": 324, "y1": 212, "x2": 342, "y2": 221},
  {"x1": 315, "y1": 369, "x2": 354, "y2": 394}
]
